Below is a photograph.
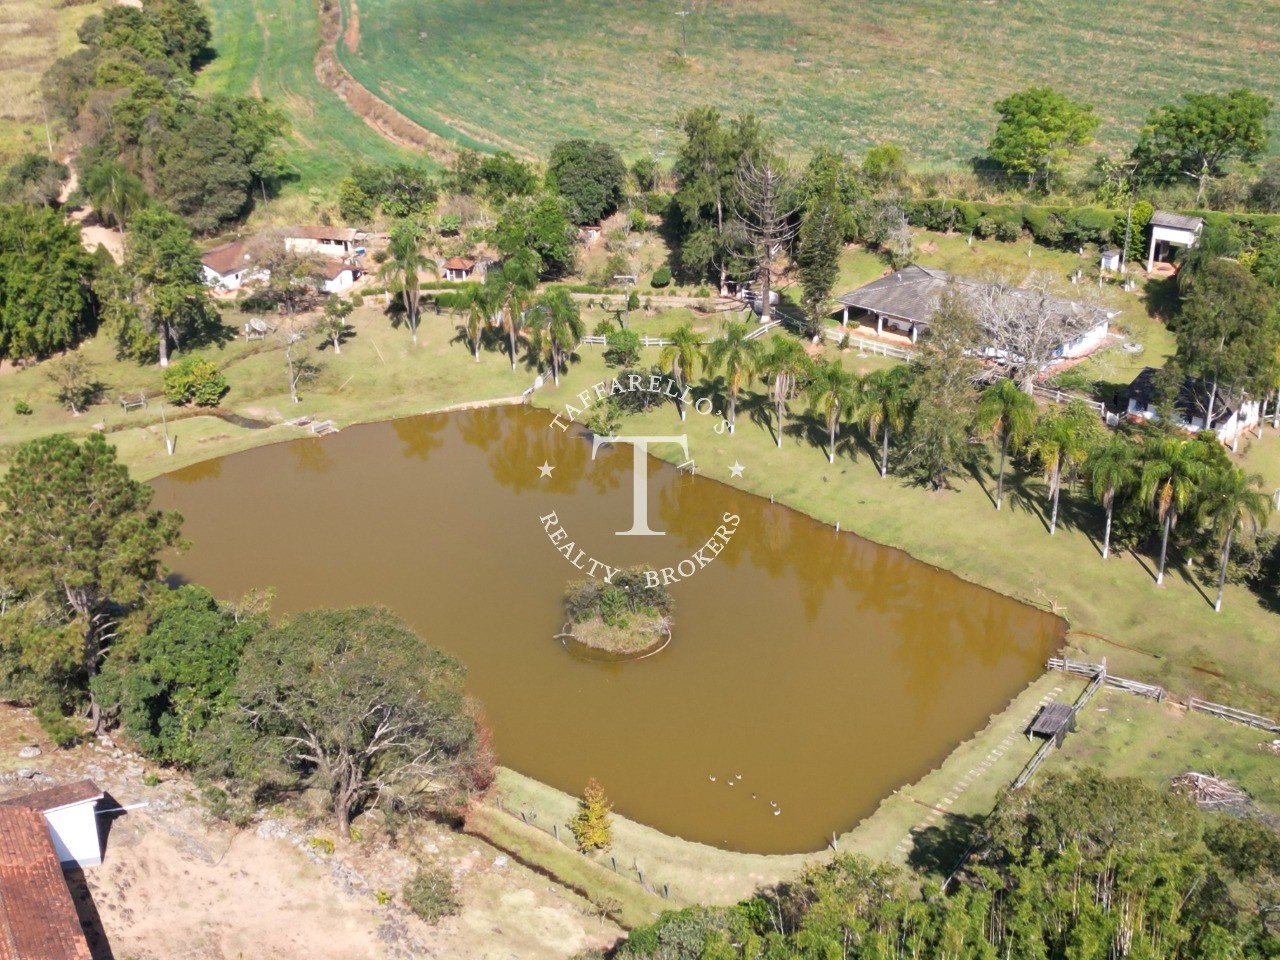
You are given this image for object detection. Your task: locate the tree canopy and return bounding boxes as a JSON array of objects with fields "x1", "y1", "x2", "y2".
[
  {"x1": 989, "y1": 87, "x2": 1100, "y2": 189},
  {"x1": 212, "y1": 606, "x2": 491, "y2": 832},
  {"x1": 547, "y1": 139, "x2": 626, "y2": 225}
]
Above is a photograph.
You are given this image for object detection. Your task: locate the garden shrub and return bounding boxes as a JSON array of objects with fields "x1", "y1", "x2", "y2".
[
  {"x1": 13, "y1": 400, "x2": 32, "y2": 415},
  {"x1": 995, "y1": 220, "x2": 1022, "y2": 242},
  {"x1": 651, "y1": 266, "x2": 672, "y2": 287},
  {"x1": 403, "y1": 866, "x2": 460, "y2": 924},
  {"x1": 973, "y1": 216, "x2": 998, "y2": 239},
  {"x1": 163, "y1": 356, "x2": 227, "y2": 407}
]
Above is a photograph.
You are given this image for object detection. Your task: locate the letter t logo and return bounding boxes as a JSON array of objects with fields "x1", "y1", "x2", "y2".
[{"x1": 591, "y1": 435, "x2": 689, "y2": 536}]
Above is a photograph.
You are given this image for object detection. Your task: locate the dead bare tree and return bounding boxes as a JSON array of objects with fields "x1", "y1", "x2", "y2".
[
  {"x1": 734, "y1": 155, "x2": 800, "y2": 323},
  {"x1": 279, "y1": 318, "x2": 321, "y2": 404},
  {"x1": 966, "y1": 270, "x2": 1103, "y2": 394}
]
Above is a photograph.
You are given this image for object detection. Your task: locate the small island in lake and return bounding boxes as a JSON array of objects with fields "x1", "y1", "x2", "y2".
[{"x1": 561, "y1": 567, "x2": 675, "y2": 655}]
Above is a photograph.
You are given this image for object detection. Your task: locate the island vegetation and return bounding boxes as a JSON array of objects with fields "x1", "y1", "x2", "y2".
[{"x1": 562, "y1": 567, "x2": 674, "y2": 655}]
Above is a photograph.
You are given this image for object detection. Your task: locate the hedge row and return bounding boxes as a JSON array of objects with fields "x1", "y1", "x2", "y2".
[{"x1": 906, "y1": 198, "x2": 1280, "y2": 253}]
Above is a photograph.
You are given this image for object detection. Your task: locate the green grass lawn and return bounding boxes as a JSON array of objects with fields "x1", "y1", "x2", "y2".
[{"x1": 326, "y1": 0, "x2": 1280, "y2": 161}]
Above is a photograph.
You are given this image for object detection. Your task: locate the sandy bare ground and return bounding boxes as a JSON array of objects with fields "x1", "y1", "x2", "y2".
[{"x1": 0, "y1": 706, "x2": 619, "y2": 960}]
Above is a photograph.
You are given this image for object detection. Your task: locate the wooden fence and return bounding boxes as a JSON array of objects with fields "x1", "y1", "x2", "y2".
[
  {"x1": 823, "y1": 328, "x2": 915, "y2": 360},
  {"x1": 1032, "y1": 386, "x2": 1107, "y2": 415},
  {"x1": 1012, "y1": 664, "x2": 1106, "y2": 790},
  {"x1": 1046, "y1": 657, "x2": 1164, "y2": 701},
  {"x1": 1188, "y1": 698, "x2": 1280, "y2": 732}
]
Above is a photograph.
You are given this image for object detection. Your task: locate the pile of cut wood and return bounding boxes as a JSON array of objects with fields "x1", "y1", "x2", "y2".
[{"x1": 1171, "y1": 772, "x2": 1251, "y2": 810}]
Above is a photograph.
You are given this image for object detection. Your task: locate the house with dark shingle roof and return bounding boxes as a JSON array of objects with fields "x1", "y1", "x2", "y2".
[
  {"x1": 833, "y1": 265, "x2": 1114, "y2": 360},
  {"x1": 1146, "y1": 210, "x2": 1204, "y2": 272},
  {"x1": 1124, "y1": 367, "x2": 1262, "y2": 445}
]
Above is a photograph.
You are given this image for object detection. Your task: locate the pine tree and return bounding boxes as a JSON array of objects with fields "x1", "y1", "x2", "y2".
[{"x1": 570, "y1": 778, "x2": 614, "y2": 852}]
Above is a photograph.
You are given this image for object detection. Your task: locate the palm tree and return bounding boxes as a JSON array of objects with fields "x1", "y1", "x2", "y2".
[
  {"x1": 531, "y1": 287, "x2": 584, "y2": 386},
  {"x1": 488, "y1": 251, "x2": 539, "y2": 372},
  {"x1": 1028, "y1": 404, "x2": 1094, "y2": 536},
  {"x1": 1198, "y1": 466, "x2": 1271, "y2": 612},
  {"x1": 806, "y1": 360, "x2": 860, "y2": 463},
  {"x1": 461, "y1": 285, "x2": 496, "y2": 362},
  {"x1": 1139, "y1": 437, "x2": 1209, "y2": 586},
  {"x1": 1087, "y1": 434, "x2": 1139, "y2": 560},
  {"x1": 83, "y1": 161, "x2": 147, "y2": 233},
  {"x1": 379, "y1": 220, "x2": 436, "y2": 345},
  {"x1": 704, "y1": 319, "x2": 763, "y2": 434},
  {"x1": 758, "y1": 336, "x2": 809, "y2": 446},
  {"x1": 975, "y1": 378, "x2": 1036, "y2": 509},
  {"x1": 862, "y1": 365, "x2": 913, "y2": 478},
  {"x1": 658, "y1": 324, "x2": 704, "y2": 421}
]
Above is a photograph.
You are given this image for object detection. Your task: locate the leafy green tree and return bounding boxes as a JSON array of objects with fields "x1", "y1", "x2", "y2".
[
  {"x1": 213, "y1": 606, "x2": 488, "y2": 833},
  {"x1": 82, "y1": 161, "x2": 147, "y2": 233},
  {"x1": 0, "y1": 204, "x2": 96, "y2": 361},
  {"x1": 976, "y1": 378, "x2": 1036, "y2": 509},
  {"x1": 380, "y1": 219, "x2": 436, "y2": 345},
  {"x1": 1140, "y1": 436, "x2": 1210, "y2": 585},
  {"x1": 529, "y1": 286, "x2": 584, "y2": 386},
  {"x1": 1028, "y1": 402, "x2": 1098, "y2": 536},
  {"x1": 494, "y1": 194, "x2": 576, "y2": 277},
  {"x1": 476, "y1": 151, "x2": 539, "y2": 203},
  {"x1": 806, "y1": 360, "x2": 859, "y2": 463},
  {"x1": 1174, "y1": 259, "x2": 1280, "y2": 433},
  {"x1": 796, "y1": 151, "x2": 844, "y2": 336},
  {"x1": 0, "y1": 434, "x2": 183, "y2": 724},
  {"x1": 145, "y1": 0, "x2": 211, "y2": 70},
  {"x1": 95, "y1": 585, "x2": 259, "y2": 765},
  {"x1": 252, "y1": 243, "x2": 323, "y2": 320},
  {"x1": 45, "y1": 354, "x2": 104, "y2": 414},
  {"x1": 316, "y1": 296, "x2": 353, "y2": 354},
  {"x1": 337, "y1": 176, "x2": 373, "y2": 223},
  {"x1": 989, "y1": 87, "x2": 1100, "y2": 189},
  {"x1": 671, "y1": 107, "x2": 765, "y2": 292},
  {"x1": 603, "y1": 328, "x2": 641, "y2": 368},
  {"x1": 2, "y1": 154, "x2": 69, "y2": 207},
  {"x1": 1133, "y1": 89, "x2": 1273, "y2": 204},
  {"x1": 104, "y1": 206, "x2": 219, "y2": 366},
  {"x1": 1087, "y1": 433, "x2": 1140, "y2": 560},
  {"x1": 570, "y1": 777, "x2": 614, "y2": 852},
  {"x1": 163, "y1": 355, "x2": 228, "y2": 406},
  {"x1": 862, "y1": 142, "x2": 907, "y2": 187},
  {"x1": 548, "y1": 139, "x2": 626, "y2": 225},
  {"x1": 704, "y1": 319, "x2": 762, "y2": 435},
  {"x1": 1198, "y1": 466, "x2": 1271, "y2": 612},
  {"x1": 902, "y1": 290, "x2": 980, "y2": 490},
  {"x1": 758, "y1": 335, "x2": 808, "y2": 446},
  {"x1": 861, "y1": 364, "x2": 913, "y2": 478},
  {"x1": 459, "y1": 284, "x2": 495, "y2": 362}
]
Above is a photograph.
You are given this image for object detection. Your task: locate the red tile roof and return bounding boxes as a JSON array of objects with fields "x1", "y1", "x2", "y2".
[
  {"x1": 0, "y1": 781, "x2": 102, "y2": 814},
  {"x1": 0, "y1": 807, "x2": 92, "y2": 960},
  {"x1": 442, "y1": 256, "x2": 475, "y2": 271},
  {"x1": 200, "y1": 241, "x2": 253, "y2": 276},
  {"x1": 320, "y1": 260, "x2": 353, "y2": 281}
]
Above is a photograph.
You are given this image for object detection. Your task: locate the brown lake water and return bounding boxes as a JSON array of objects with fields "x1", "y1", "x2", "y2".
[{"x1": 150, "y1": 405, "x2": 1063, "y2": 854}]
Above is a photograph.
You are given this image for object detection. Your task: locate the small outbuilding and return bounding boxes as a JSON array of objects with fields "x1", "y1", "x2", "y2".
[
  {"x1": 1125, "y1": 366, "x2": 1262, "y2": 445},
  {"x1": 1100, "y1": 248, "x2": 1122, "y2": 273},
  {"x1": 1146, "y1": 211, "x2": 1204, "y2": 272},
  {"x1": 442, "y1": 256, "x2": 477, "y2": 281},
  {"x1": 320, "y1": 259, "x2": 364, "y2": 294},
  {"x1": 201, "y1": 241, "x2": 260, "y2": 291},
  {"x1": 1, "y1": 779, "x2": 105, "y2": 868}
]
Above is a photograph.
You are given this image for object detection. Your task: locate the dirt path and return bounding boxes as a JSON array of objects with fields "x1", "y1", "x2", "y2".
[
  {"x1": 0, "y1": 705, "x2": 620, "y2": 960},
  {"x1": 312, "y1": 0, "x2": 458, "y2": 163}
]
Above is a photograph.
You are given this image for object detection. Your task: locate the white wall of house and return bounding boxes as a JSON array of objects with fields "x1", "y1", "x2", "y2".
[
  {"x1": 44, "y1": 802, "x2": 102, "y2": 867},
  {"x1": 285, "y1": 237, "x2": 351, "y2": 256},
  {"x1": 322, "y1": 269, "x2": 357, "y2": 294},
  {"x1": 202, "y1": 265, "x2": 242, "y2": 291},
  {"x1": 1147, "y1": 225, "x2": 1200, "y2": 271},
  {"x1": 1054, "y1": 319, "x2": 1110, "y2": 359},
  {"x1": 1126, "y1": 396, "x2": 1261, "y2": 444},
  {"x1": 444, "y1": 267, "x2": 472, "y2": 281}
]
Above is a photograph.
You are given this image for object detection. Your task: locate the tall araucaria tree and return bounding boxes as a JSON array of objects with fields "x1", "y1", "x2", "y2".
[{"x1": 0, "y1": 433, "x2": 184, "y2": 726}]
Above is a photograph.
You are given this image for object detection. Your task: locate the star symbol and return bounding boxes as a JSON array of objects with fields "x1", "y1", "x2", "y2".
[
  {"x1": 538, "y1": 461, "x2": 555, "y2": 478},
  {"x1": 729, "y1": 461, "x2": 745, "y2": 478}
]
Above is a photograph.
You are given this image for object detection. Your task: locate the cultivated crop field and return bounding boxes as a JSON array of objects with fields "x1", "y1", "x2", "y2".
[{"x1": 327, "y1": 0, "x2": 1280, "y2": 162}]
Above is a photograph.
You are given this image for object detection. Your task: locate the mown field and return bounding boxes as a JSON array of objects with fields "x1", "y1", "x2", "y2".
[
  {"x1": 329, "y1": 0, "x2": 1280, "y2": 161},
  {"x1": 194, "y1": 0, "x2": 418, "y2": 187}
]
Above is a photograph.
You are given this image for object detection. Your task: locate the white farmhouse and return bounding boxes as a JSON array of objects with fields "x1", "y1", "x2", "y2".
[
  {"x1": 200, "y1": 241, "x2": 261, "y2": 291},
  {"x1": 1125, "y1": 367, "x2": 1262, "y2": 445}
]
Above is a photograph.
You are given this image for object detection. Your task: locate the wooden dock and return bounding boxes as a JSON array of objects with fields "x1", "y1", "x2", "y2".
[{"x1": 1027, "y1": 702, "x2": 1073, "y2": 740}]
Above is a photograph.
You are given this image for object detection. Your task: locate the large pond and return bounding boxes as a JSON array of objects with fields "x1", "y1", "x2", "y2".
[{"x1": 151, "y1": 405, "x2": 1062, "y2": 854}]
